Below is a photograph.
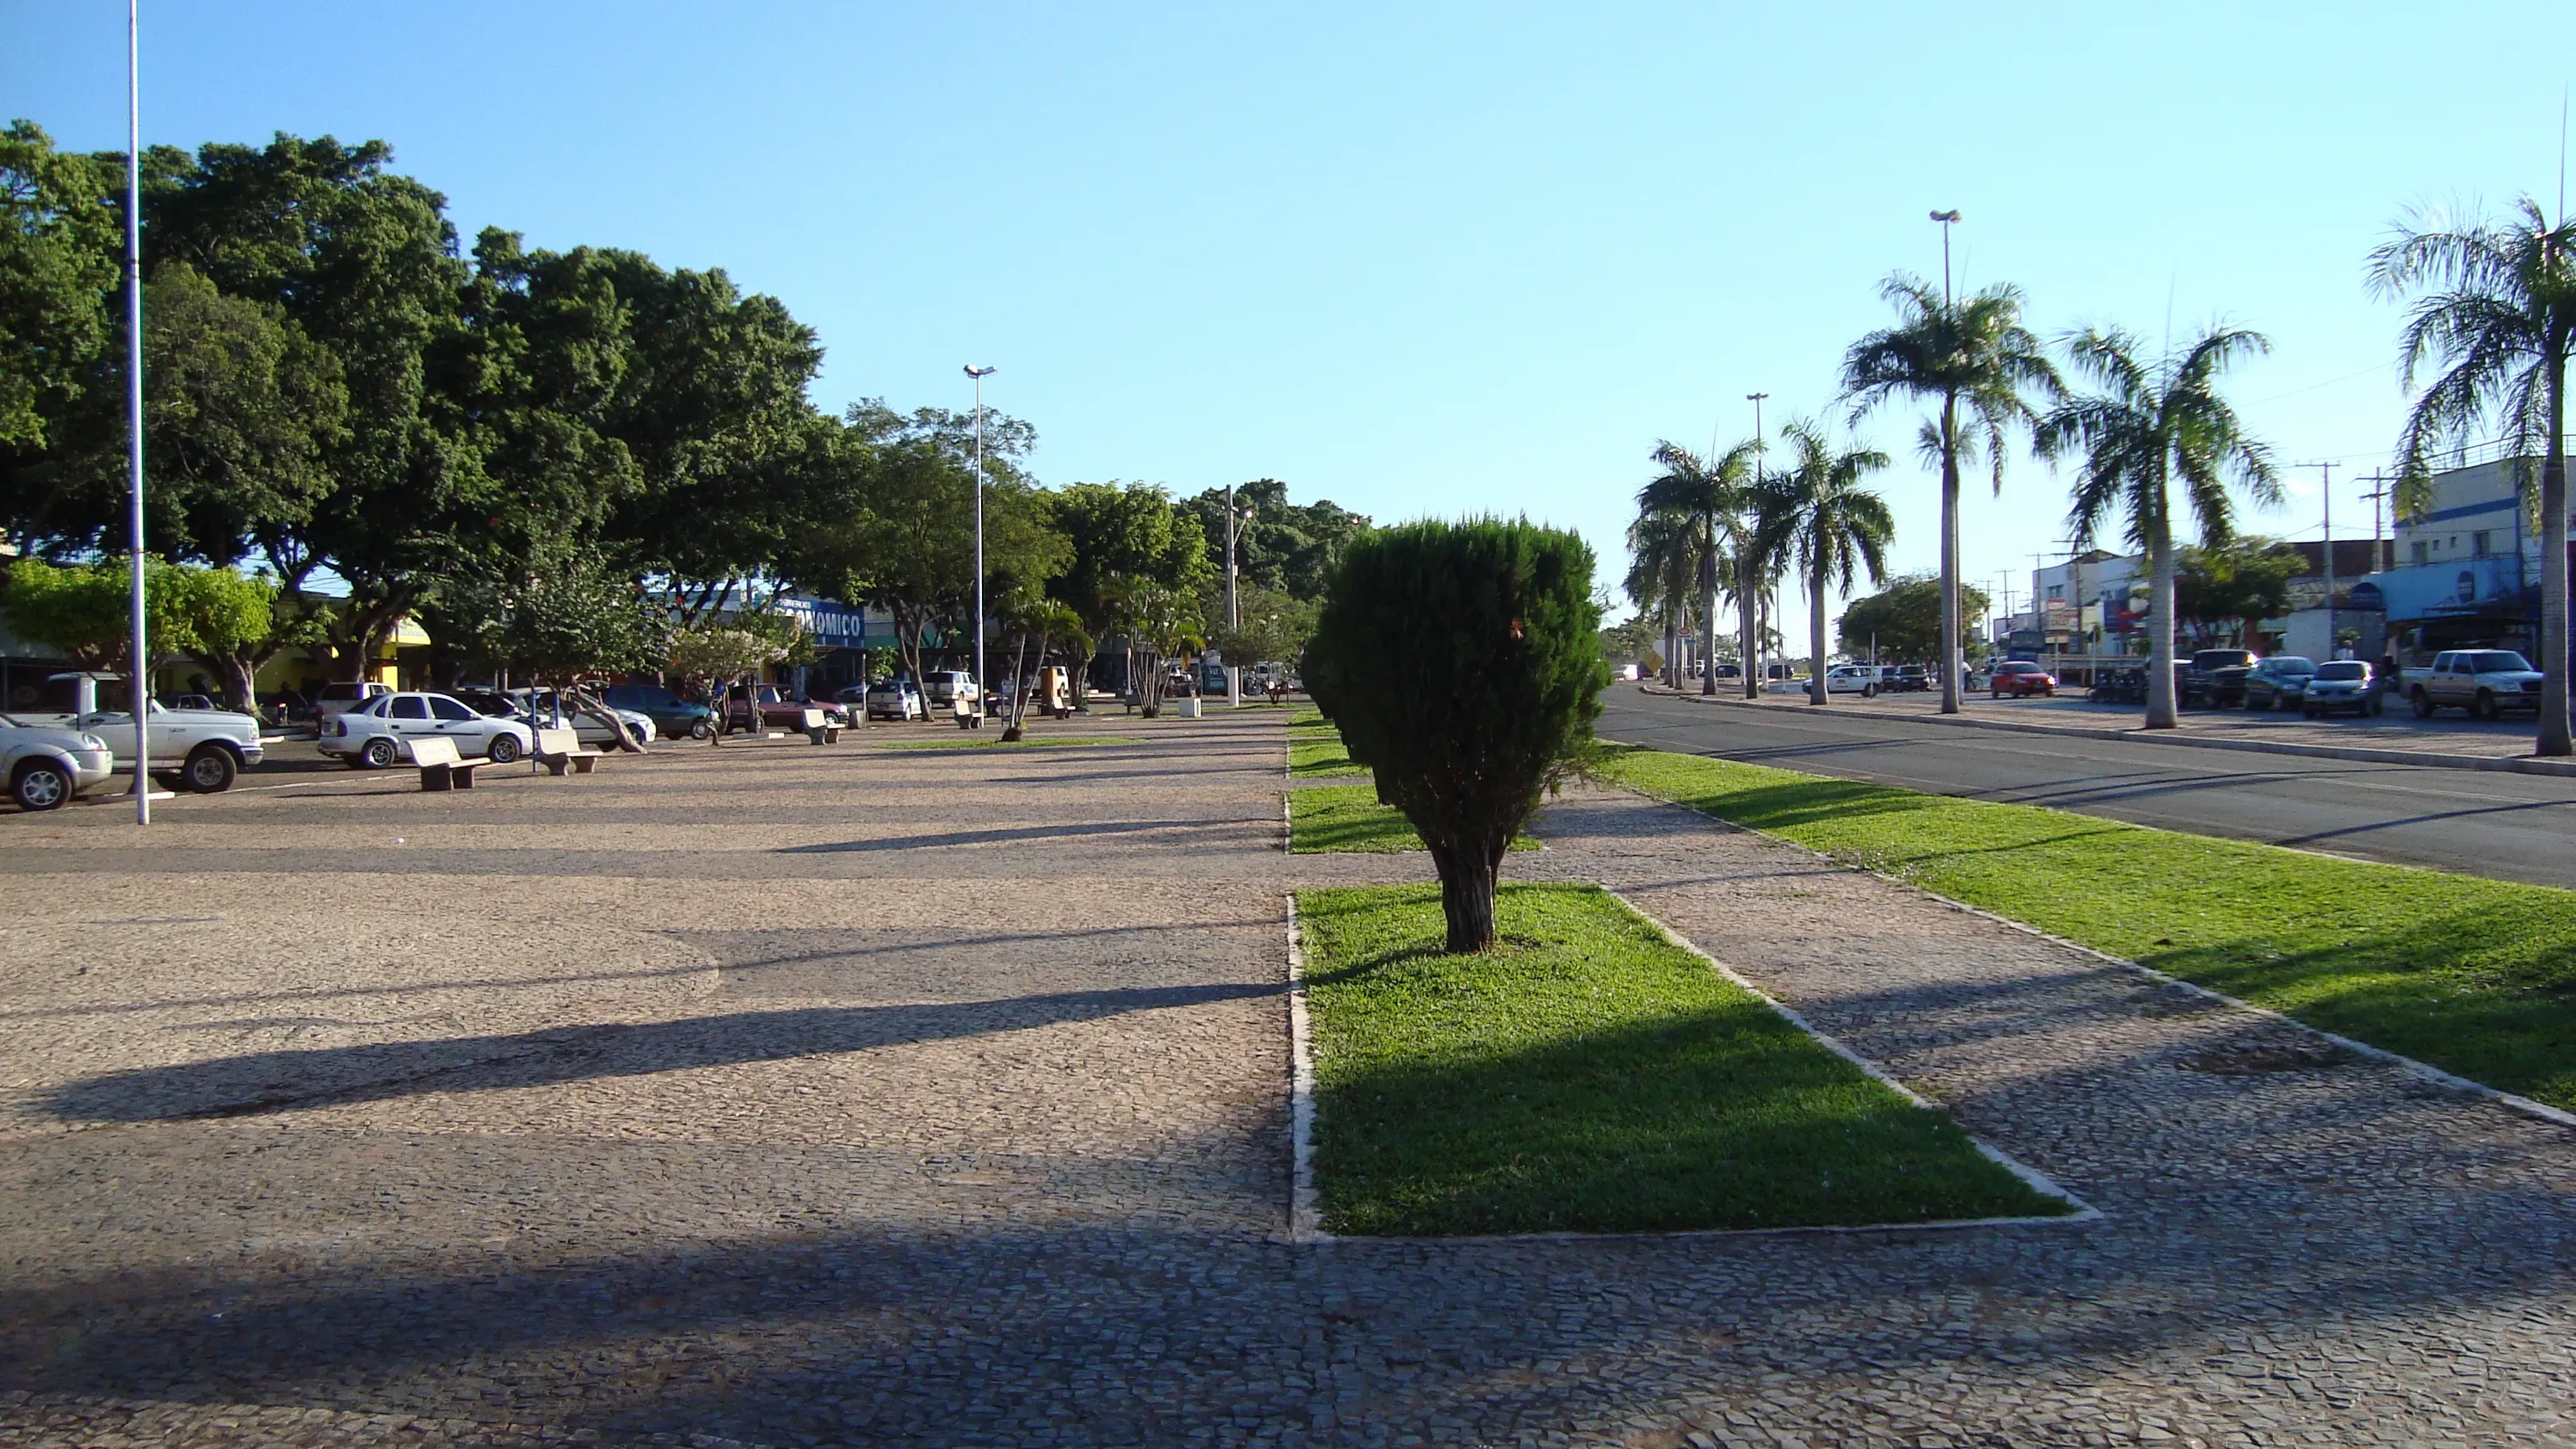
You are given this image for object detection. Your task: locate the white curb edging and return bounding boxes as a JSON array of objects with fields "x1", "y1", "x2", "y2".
[
  {"x1": 1622, "y1": 782, "x2": 2576, "y2": 1135},
  {"x1": 1282, "y1": 891, "x2": 2099, "y2": 1246}
]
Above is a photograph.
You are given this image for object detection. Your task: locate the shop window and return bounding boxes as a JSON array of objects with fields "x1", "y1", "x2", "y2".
[{"x1": 2472, "y1": 530, "x2": 2492, "y2": 557}]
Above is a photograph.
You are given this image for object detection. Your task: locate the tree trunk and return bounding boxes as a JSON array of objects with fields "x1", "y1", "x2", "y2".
[
  {"x1": 1701, "y1": 568, "x2": 1721, "y2": 695},
  {"x1": 1939, "y1": 394, "x2": 1964, "y2": 714},
  {"x1": 2538, "y1": 332, "x2": 2570, "y2": 756},
  {"x1": 2145, "y1": 518, "x2": 2179, "y2": 730},
  {"x1": 1430, "y1": 840, "x2": 1500, "y2": 953},
  {"x1": 1809, "y1": 569, "x2": 1831, "y2": 706},
  {"x1": 1740, "y1": 545, "x2": 1759, "y2": 698}
]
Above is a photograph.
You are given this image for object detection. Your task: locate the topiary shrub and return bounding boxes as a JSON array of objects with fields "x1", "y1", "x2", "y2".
[{"x1": 1303, "y1": 518, "x2": 1607, "y2": 951}]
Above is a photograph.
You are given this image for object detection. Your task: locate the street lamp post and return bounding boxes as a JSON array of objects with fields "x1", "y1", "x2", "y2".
[
  {"x1": 963, "y1": 364, "x2": 995, "y2": 716},
  {"x1": 1745, "y1": 392, "x2": 1768, "y2": 697},
  {"x1": 1929, "y1": 207, "x2": 1965, "y2": 713},
  {"x1": 124, "y1": 0, "x2": 150, "y2": 823},
  {"x1": 1223, "y1": 483, "x2": 1243, "y2": 708}
]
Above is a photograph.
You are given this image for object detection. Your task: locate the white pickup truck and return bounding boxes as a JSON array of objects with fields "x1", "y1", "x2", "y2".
[{"x1": 22, "y1": 674, "x2": 265, "y2": 792}]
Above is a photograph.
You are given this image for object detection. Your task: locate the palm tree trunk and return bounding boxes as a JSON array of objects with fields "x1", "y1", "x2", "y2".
[
  {"x1": 1808, "y1": 569, "x2": 1830, "y2": 706},
  {"x1": 1939, "y1": 395, "x2": 1964, "y2": 714},
  {"x1": 1739, "y1": 546, "x2": 1759, "y2": 698},
  {"x1": 1701, "y1": 572, "x2": 1721, "y2": 696},
  {"x1": 2146, "y1": 518, "x2": 2179, "y2": 730},
  {"x1": 2539, "y1": 337, "x2": 2570, "y2": 756}
]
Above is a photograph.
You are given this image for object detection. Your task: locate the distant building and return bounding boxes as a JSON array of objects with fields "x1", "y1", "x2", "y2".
[{"x1": 2350, "y1": 458, "x2": 2569, "y2": 671}]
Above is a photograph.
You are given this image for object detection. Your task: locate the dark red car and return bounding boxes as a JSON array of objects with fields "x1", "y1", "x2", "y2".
[{"x1": 1988, "y1": 661, "x2": 2057, "y2": 699}]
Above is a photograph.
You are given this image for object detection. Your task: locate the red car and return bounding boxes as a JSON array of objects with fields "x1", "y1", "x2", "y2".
[{"x1": 1989, "y1": 661, "x2": 2057, "y2": 699}]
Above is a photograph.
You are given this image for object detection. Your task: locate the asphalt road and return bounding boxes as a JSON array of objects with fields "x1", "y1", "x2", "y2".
[{"x1": 1598, "y1": 687, "x2": 2576, "y2": 890}]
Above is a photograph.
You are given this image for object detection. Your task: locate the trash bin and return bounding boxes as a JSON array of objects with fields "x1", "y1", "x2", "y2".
[{"x1": 1174, "y1": 697, "x2": 1202, "y2": 719}]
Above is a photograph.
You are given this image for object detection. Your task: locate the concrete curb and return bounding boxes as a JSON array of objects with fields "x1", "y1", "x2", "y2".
[
  {"x1": 1618, "y1": 781, "x2": 2576, "y2": 1136},
  {"x1": 1281, "y1": 891, "x2": 2101, "y2": 1246},
  {"x1": 1634, "y1": 683, "x2": 2576, "y2": 778}
]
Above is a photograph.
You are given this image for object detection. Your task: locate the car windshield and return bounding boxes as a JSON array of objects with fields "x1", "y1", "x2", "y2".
[
  {"x1": 2195, "y1": 652, "x2": 2253, "y2": 668},
  {"x1": 2473, "y1": 651, "x2": 2535, "y2": 673},
  {"x1": 2314, "y1": 662, "x2": 2367, "y2": 681},
  {"x1": 2270, "y1": 657, "x2": 2315, "y2": 673}
]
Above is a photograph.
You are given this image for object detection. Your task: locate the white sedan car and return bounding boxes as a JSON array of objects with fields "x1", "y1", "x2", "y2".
[
  {"x1": 2, "y1": 714, "x2": 117, "y2": 811},
  {"x1": 320, "y1": 691, "x2": 535, "y2": 769}
]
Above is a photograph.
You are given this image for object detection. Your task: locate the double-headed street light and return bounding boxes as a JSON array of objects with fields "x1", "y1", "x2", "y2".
[{"x1": 963, "y1": 365, "x2": 995, "y2": 713}]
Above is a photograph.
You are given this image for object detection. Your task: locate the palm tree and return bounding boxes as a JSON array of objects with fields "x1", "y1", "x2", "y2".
[
  {"x1": 2037, "y1": 325, "x2": 2279, "y2": 730},
  {"x1": 2367, "y1": 198, "x2": 2576, "y2": 756},
  {"x1": 1638, "y1": 439, "x2": 1757, "y2": 694},
  {"x1": 1623, "y1": 508, "x2": 1696, "y2": 685},
  {"x1": 1752, "y1": 420, "x2": 1894, "y2": 706},
  {"x1": 1841, "y1": 275, "x2": 2059, "y2": 714}
]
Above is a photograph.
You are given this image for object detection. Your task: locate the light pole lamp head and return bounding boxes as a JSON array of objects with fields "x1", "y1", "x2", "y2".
[
  {"x1": 963, "y1": 365, "x2": 996, "y2": 379},
  {"x1": 1929, "y1": 209, "x2": 1961, "y2": 224}
]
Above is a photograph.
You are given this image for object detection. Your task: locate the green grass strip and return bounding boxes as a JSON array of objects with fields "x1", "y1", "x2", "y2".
[
  {"x1": 1288, "y1": 729, "x2": 1368, "y2": 777},
  {"x1": 1296, "y1": 883, "x2": 2067, "y2": 1235},
  {"x1": 1587, "y1": 744, "x2": 2576, "y2": 1111},
  {"x1": 875, "y1": 735, "x2": 1138, "y2": 750},
  {"x1": 1288, "y1": 784, "x2": 1538, "y2": 854}
]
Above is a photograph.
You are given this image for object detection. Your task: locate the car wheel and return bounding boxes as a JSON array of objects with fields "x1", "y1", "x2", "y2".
[
  {"x1": 360, "y1": 736, "x2": 399, "y2": 769},
  {"x1": 11, "y1": 759, "x2": 73, "y2": 812},
  {"x1": 181, "y1": 745, "x2": 237, "y2": 793},
  {"x1": 2410, "y1": 688, "x2": 2434, "y2": 719},
  {"x1": 1862, "y1": 683, "x2": 1877, "y2": 699},
  {"x1": 2474, "y1": 688, "x2": 2497, "y2": 721},
  {"x1": 689, "y1": 719, "x2": 714, "y2": 740},
  {"x1": 486, "y1": 733, "x2": 524, "y2": 765}
]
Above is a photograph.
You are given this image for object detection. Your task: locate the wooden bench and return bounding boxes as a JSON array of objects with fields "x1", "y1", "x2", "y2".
[
  {"x1": 404, "y1": 735, "x2": 495, "y2": 792},
  {"x1": 533, "y1": 725, "x2": 603, "y2": 776},
  {"x1": 799, "y1": 707, "x2": 841, "y2": 745}
]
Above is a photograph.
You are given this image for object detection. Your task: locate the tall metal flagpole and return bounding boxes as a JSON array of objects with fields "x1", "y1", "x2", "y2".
[
  {"x1": 125, "y1": 0, "x2": 151, "y2": 824},
  {"x1": 964, "y1": 365, "x2": 995, "y2": 715}
]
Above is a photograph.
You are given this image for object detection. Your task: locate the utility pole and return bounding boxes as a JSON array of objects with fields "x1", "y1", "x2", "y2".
[
  {"x1": 2360, "y1": 472, "x2": 2392, "y2": 574},
  {"x1": 1223, "y1": 483, "x2": 1241, "y2": 708},
  {"x1": 2306, "y1": 461, "x2": 2336, "y2": 657},
  {"x1": 963, "y1": 365, "x2": 995, "y2": 715},
  {"x1": 123, "y1": 0, "x2": 151, "y2": 823},
  {"x1": 1746, "y1": 392, "x2": 1768, "y2": 695}
]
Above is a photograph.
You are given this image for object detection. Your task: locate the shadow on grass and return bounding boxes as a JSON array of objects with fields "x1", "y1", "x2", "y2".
[{"x1": 1297, "y1": 884, "x2": 2062, "y2": 1236}]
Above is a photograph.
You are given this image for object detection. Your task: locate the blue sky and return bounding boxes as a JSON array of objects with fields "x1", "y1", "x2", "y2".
[{"x1": 8, "y1": 3, "x2": 2573, "y2": 643}]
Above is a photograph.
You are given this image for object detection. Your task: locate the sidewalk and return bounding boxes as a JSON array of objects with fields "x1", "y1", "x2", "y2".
[
  {"x1": 1, "y1": 715, "x2": 2568, "y2": 1446},
  {"x1": 1641, "y1": 679, "x2": 2576, "y2": 776}
]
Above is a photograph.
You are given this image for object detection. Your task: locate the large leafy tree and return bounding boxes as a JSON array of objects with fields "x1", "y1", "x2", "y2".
[
  {"x1": 2368, "y1": 197, "x2": 2576, "y2": 755},
  {"x1": 1048, "y1": 480, "x2": 1213, "y2": 637},
  {"x1": 1838, "y1": 573, "x2": 1991, "y2": 664},
  {"x1": 1622, "y1": 506, "x2": 1697, "y2": 687},
  {"x1": 2038, "y1": 325, "x2": 2279, "y2": 729},
  {"x1": 1304, "y1": 518, "x2": 1606, "y2": 952},
  {"x1": 1636, "y1": 439, "x2": 1754, "y2": 695},
  {"x1": 2174, "y1": 538, "x2": 2301, "y2": 647},
  {"x1": 1841, "y1": 274, "x2": 2059, "y2": 712},
  {"x1": 1182, "y1": 479, "x2": 1372, "y2": 602},
  {"x1": 0, "y1": 122, "x2": 117, "y2": 458},
  {"x1": 139, "y1": 133, "x2": 475, "y2": 675},
  {"x1": 1751, "y1": 422, "x2": 1894, "y2": 705}
]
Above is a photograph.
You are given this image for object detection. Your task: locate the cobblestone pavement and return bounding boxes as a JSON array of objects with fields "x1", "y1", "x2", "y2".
[{"x1": 3, "y1": 714, "x2": 2571, "y2": 1447}]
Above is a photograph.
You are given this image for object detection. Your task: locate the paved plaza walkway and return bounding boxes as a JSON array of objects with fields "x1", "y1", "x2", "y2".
[{"x1": 1, "y1": 713, "x2": 2570, "y2": 1446}]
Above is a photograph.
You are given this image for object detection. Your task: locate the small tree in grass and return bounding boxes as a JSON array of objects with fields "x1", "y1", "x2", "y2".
[{"x1": 1303, "y1": 518, "x2": 1606, "y2": 952}]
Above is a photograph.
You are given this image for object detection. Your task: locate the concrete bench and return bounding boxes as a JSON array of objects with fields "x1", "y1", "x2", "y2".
[
  {"x1": 533, "y1": 725, "x2": 603, "y2": 776},
  {"x1": 404, "y1": 735, "x2": 495, "y2": 792},
  {"x1": 800, "y1": 707, "x2": 841, "y2": 745}
]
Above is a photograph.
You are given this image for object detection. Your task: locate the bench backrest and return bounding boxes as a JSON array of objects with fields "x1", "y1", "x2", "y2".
[
  {"x1": 406, "y1": 735, "x2": 463, "y2": 767},
  {"x1": 535, "y1": 726, "x2": 584, "y2": 756},
  {"x1": 800, "y1": 708, "x2": 827, "y2": 729}
]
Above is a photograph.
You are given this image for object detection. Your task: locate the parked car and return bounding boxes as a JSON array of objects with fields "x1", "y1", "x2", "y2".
[
  {"x1": 921, "y1": 671, "x2": 981, "y2": 711},
  {"x1": 2179, "y1": 648, "x2": 2258, "y2": 709},
  {"x1": 2409, "y1": 649, "x2": 2544, "y2": 720},
  {"x1": 601, "y1": 683, "x2": 716, "y2": 740},
  {"x1": 862, "y1": 679, "x2": 925, "y2": 720},
  {"x1": 1888, "y1": 664, "x2": 1931, "y2": 692},
  {"x1": 1988, "y1": 661, "x2": 2057, "y2": 698},
  {"x1": 2241, "y1": 656, "x2": 2318, "y2": 711},
  {"x1": 319, "y1": 691, "x2": 535, "y2": 768},
  {"x1": 2301, "y1": 660, "x2": 2383, "y2": 718},
  {"x1": 75, "y1": 699, "x2": 267, "y2": 793},
  {"x1": 1823, "y1": 665, "x2": 1881, "y2": 697},
  {"x1": 1, "y1": 713, "x2": 117, "y2": 811},
  {"x1": 313, "y1": 681, "x2": 392, "y2": 719}
]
